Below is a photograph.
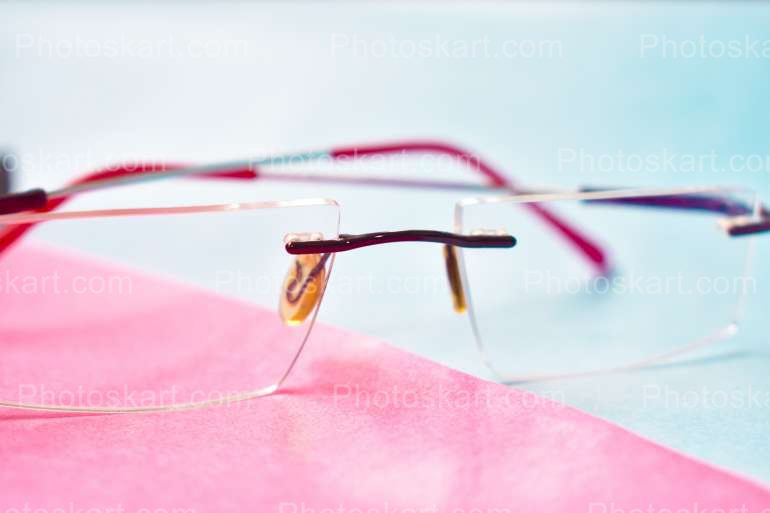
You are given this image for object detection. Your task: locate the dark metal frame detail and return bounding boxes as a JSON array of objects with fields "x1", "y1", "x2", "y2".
[{"x1": 285, "y1": 230, "x2": 516, "y2": 255}]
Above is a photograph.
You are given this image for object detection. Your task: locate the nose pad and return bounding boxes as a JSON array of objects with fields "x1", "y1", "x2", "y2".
[
  {"x1": 443, "y1": 244, "x2": 467, "y2": 314},
  {"x1": 279, "y1": 253, "x2": 328, "y2": 326}
]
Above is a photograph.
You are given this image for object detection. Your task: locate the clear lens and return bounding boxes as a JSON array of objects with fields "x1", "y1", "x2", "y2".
[
  {"x1": 0, "y1": 201, "x2": 338, "y2": 410},
  {"x1": 457, "y1": 189, "x2": 756, "y2": 381}
]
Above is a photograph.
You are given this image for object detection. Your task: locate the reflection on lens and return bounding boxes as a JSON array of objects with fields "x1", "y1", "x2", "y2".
[
  {"x1": 0, "y1": 201, "x2": 338, "y2": 410},
  {"x1": 458, "y1": 190, "x2": 755, "y2": 381}
]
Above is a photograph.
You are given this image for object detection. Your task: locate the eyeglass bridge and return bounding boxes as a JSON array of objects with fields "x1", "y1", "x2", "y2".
[{"x1": 280, "y1": 229, "x2": 515, "y2": 325}]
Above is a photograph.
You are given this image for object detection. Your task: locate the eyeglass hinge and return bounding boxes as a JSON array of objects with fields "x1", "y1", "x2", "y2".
[{"x1": 720, "y1": 214, "x2": 770, "y2": 237}]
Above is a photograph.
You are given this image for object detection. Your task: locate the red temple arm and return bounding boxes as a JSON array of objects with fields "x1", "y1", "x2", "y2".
[
  {"x1": 331, "y1": 142, "x2": 609, "y2": 274},
  {"x1": 331, "y1": 142, "x2": 510, "y2": 187},
  {"x1": 0, "y1": 141, "x2": 611, "y2": 274},
  {"x1": 0, "y1": 163, "x2": 256, "y2": 255}
]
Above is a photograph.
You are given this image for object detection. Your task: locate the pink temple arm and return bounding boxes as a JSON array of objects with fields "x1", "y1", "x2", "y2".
[
  {"x1": 0, "y1": 141, "x2": 610, "y2": 273},
  {"x1": 330, "y1": 142, "x2": 609, "y2": 274},
  {"x1": 0, "y1": 163, "x2": 256, "y2": 254}
]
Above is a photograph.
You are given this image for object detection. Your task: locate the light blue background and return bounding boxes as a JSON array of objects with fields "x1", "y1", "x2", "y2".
[{"x1": 2, "y1": 1, "x2": 769, "y2": 485}]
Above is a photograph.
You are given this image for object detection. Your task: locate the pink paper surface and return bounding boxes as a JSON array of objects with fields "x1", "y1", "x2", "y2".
[{"x1": 1, "y1": 246, "x2": 769, "y2": 513}]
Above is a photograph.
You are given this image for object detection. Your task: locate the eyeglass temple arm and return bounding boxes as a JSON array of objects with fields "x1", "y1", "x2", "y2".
[
  {"x1": 580, "y1": 187, "x2": 770, "y2": 237},
  {"x1": 0, "y1": 162, "x2": 255, "y2": 254},
  {"x1": 330, "y1": 143, "x2": 608, "y2": 273},
  {"x1": 285, "y1": 230, "x2": 516, "y2": 255},
  {"x1": 0, "y1": 141, "x2": 609, "y2": 274}
]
